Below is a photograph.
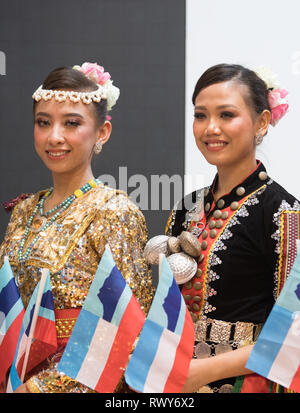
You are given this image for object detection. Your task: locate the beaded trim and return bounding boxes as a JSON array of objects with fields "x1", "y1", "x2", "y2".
[
  {"x1": 276, "y1": 210, "x2": 300, "y2": 298},
  {"x1": 271, "y1": 200, "x2": 300, "y2": 254},
  {"x1": 200, "y1": 185, "x2": 266, "y2": 318},
  {"x1": 165, "y1": 209, "x2": 176, "y2": 235},
  {"x1": 56, "y1": 317, "x2": 77, "y2": 338},
  {"x1": 17, "y1": 179, "x2": 101, "y2": 269},
  {"x1": 32, "y1": 84, "x2": 105, "y2": 104},
  {"x1": 271, "y1": 199, "x2": 300, "y2": 298},
  {"x1": 11, "y1": 189, "x2": 118, "y2": 275}
]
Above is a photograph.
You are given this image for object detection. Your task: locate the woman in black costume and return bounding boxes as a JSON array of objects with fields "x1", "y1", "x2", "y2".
[{"x1": 165, "y1": 64, "x2": 300, "y2": 393}]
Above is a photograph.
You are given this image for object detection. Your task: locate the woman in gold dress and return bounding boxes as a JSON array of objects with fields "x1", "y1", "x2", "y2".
[{"x1": 0, "y1": 62, "x2": 154, "y2": 393}]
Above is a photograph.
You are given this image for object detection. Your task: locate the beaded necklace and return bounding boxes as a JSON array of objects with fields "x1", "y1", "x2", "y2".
[{"x1": 18, "y1": 178, "x2": 101, "y2": 265}]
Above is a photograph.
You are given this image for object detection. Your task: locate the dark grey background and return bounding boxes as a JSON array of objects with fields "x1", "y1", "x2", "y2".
[{"x1": 0, "y1": 0, "x2": 185, "y2": 244}]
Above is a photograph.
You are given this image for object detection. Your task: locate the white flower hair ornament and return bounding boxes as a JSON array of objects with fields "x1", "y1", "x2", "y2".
[
  {"x1": 254, "y1": 66, "x2": 289, "y2": 127},
  {"x1": 32, "y1": 62, "x2": 120, "y2": 111}
]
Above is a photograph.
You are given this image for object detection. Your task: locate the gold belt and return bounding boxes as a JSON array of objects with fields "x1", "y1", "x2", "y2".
[{"x1": 194, "y1": 317, "x2": 263, "y2": 345}]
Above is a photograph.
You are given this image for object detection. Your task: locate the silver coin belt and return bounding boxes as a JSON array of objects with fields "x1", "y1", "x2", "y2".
[{"x1": 193, "y1": 318, "x2": 263, "y2": 393}]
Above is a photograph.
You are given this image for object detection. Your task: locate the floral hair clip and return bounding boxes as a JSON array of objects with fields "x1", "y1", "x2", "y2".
[
  {"x1": 73, "y1": 62, "x2": 120, "y2": 110},
  {"x1": 254, "y1": 66, "x2": 289, "y2": 127}
]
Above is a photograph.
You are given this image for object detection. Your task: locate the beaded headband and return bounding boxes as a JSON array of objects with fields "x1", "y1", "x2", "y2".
[
  {"x1": 32, "y1": 84, "x2": 104, "y2": 104},
  {"x1": 32, "y1": 62, "x2": 120, "y2": 110}
]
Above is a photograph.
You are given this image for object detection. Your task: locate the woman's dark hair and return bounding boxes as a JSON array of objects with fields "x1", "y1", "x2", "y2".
[
  {"x1": 192, "y1": 63, "x2": 271, "y2": 115},
  {"x1": 33, "y1": 66, "x2": 107, "y2": 125}
]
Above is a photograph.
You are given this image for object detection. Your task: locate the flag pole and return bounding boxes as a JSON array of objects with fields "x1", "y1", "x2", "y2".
[
  {"x1": 158, "y1": 253, "x2": 164, "y2": 280},
  {"x1": 20, "y1": 268, "x2": 48, "y2": 382}
]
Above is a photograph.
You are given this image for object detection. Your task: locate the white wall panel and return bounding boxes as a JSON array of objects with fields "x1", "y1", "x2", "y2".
[{"x1": 186, "y1": 0, "x2": 300, "y2": 200}]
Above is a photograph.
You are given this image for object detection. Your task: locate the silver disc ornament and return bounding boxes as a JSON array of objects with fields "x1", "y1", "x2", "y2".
[
  {"x1": 167, "y1": 237, "x2": 181, "y2": 253},
  {"x1": 167, "y1": 252, "x2": 198, "y2": 285},
  {"x1": 178, "y1": 231, "x2": 202, "y2": 258},
  {"x1": 143, "y1": 235, "x2": 170, "y2": 265}
]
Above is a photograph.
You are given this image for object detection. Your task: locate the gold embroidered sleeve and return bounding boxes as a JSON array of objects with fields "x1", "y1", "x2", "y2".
[{"x1": 91, "y1": 193, "x2": 155, "y2": 315}]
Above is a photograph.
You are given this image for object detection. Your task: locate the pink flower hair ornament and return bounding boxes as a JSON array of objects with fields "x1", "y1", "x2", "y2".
[
  {"x1": 254, "y1": 66, "x2": 289, "y2": 127},
  {"x1": 267, "y1": 88, "x2": 289, "y2": 127},
  {"x1": 73, "y1": 62, "x2": 120, "y2": 110},
  {"x1": 73, "y1": 62, "x2": 111, "y2": 85}
]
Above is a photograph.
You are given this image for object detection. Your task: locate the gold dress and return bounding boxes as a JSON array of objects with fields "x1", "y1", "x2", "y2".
[{"x1": 0, "y1": 183, "x2": 154, "y2": 393}]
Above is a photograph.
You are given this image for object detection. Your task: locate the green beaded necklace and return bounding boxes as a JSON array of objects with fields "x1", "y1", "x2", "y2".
[{"x1": 17, "y1": 178, "x2": 101, "y2": 265}]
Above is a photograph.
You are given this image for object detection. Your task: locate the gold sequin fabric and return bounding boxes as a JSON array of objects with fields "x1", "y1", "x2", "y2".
[{"x1": 0, "y1": 184, "x2": 154, "y2": 392}]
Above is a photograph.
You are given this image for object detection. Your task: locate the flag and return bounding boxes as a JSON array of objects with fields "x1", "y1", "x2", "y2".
[
  {"x1": 6, "y1": 269, "x2": 57, "y2": 392},
  {"x1": 0, "y1": 257, "x2": 25, "y2": 384},
  {"x1": 125, "y1": 254, "x2": 195, "y2": 393},
  {"x1": 57, "y1": 246, "x2": 146, "y2": 393},
  {"x1": 246, "y1": 250, "x2": 300, "y2": 392}
]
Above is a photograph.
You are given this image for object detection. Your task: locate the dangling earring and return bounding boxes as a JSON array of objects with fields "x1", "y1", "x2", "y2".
[
  {"x1": 255, "y1": 133, "x2": 263, "y2": 145},
  {"x1": 94, "y1": 140, "x2": 103, "y2": 155}
]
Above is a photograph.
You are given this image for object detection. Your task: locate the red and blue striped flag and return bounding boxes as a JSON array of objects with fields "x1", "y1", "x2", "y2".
[
  {"x1": 57, "y1": 246, "x2": 146, "y2": 393},
  {"x1": 6, "y1": 269, "x2": 57, "y2": 392},
  {"x1": 0, "y1": 257, "x2": 25, "y2": 384},
  {"x1": 125, "y1": 254, "x2": 195, "y2": 393},
  {"x1": 246, "y1": 250, "x2": 300, "y2": 392}
]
